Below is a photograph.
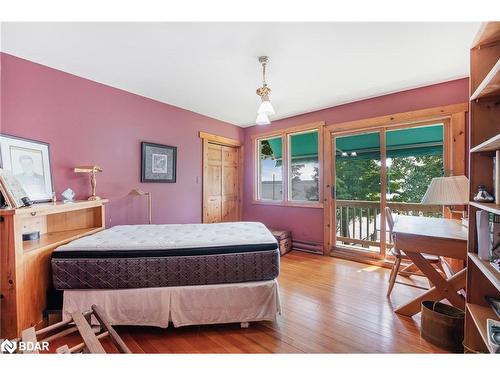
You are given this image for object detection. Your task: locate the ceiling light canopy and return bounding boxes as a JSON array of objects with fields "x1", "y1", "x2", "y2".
[{"x1": 255, "y1": 56, "x2": 275, "y2": 125}]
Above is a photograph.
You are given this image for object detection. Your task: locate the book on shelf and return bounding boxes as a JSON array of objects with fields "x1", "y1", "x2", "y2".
[{"x1": 0, "y1": 169, "x2": 29, "y2": 208}]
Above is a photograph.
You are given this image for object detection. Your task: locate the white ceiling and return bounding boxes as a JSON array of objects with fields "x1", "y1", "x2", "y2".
[{"x1": 1, "y1": 22, "x2": 479, "y2": 127}]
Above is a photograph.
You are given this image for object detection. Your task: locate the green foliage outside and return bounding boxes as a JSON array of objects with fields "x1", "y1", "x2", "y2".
[
  {"x1": 387, "y1": 155, "x2": 443, "y2": 203},
  {"x1": 336, "y1": 155, "x2": 443, "y2": 203}
]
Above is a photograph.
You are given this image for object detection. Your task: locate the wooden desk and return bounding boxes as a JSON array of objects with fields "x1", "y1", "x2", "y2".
[{"x1": 392, "y1": 215, "x2": 468, "y2": 317}]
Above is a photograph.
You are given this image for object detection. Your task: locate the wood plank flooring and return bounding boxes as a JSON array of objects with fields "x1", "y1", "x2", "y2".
[{"x1": 49, "y1": 251, "x2": 446, "y2": 353}]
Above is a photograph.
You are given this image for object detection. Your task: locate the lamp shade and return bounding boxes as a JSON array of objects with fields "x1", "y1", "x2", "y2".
[
  {"x1": 421, "y1": 175, "x2": 469, "y2": 205},
  {"x1": 258, "y1": 100, "x2": 275, "y2": 115},
  {"x1": 256, "y1": 112, "x2": 271, "y2": 125}
]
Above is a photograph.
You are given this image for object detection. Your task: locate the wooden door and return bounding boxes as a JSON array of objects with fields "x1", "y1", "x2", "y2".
[{"x1": 202, "y1": 140, "x2": 241, "y2": 223}]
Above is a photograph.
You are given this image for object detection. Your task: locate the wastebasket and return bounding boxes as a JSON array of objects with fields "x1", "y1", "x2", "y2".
[{"x1": 420, "y1": 300, "x2": 465, "y2": 353}]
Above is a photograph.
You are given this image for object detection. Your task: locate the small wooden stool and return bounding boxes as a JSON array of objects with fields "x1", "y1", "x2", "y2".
[{"x1": 270, "y1": 229, "x2": 292, "y2": 256}]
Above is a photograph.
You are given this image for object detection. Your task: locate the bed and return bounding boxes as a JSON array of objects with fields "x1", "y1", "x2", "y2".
[{"x1": 51, "y1": 221, "x2": 281, "y2": 328}]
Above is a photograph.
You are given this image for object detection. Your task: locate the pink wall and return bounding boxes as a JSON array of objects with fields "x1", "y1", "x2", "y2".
[
  {"x1": 0, "y1": 52, "x2": 469, "y2": 242},
  {"x1": 243, "y1": 78, "x2": 469, "y2": 245},
  {"x1": 0, "y1": 53, "x2": 243, "y2": 226}
]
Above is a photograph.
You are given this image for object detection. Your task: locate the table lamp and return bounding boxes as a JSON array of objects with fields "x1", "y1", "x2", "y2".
[
  {"x1": 74, "y1": 165, "x2": 103, "y2": 201},
  {"x1": 421, "y1": 175, "x2": 470, "y2": 222},
  {"x1": 129, "y1": 188, "x2": 152, "y2": 224}
]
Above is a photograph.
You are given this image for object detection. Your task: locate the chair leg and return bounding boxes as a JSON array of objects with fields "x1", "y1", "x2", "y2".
[
  {"x1": 387, "y1": 257, "x2": 402, "y2": 297},
  {"x1": 401, "y1": 263, "x2": 417, "y2": 273},
  {"x1": 399, "y1": 263, "x2": 418, "y2": 278}
]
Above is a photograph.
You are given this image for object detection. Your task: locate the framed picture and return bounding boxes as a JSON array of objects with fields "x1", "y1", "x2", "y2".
[
  {"x1": 141, "y1": 141, "x2": 177, "y2": 183},
  {"x1": 0, "y1": 134, "x2": 54, "y2": 203}
]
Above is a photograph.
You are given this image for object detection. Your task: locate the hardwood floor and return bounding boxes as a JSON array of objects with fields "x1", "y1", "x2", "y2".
[{"x1": 50, "y1": 251, "x2": 446, "y2": 353}]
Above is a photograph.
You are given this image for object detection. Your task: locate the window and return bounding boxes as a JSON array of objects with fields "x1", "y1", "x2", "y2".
[
  {"x1": 254, "y1": 122, "x2": 323, "y2": 206},
  {"x1": 257, "y1": 136, "x2": 283, "y2": 201},
  {"x1": 288, "y1": 130, "x2": 319, "y2": 202}
]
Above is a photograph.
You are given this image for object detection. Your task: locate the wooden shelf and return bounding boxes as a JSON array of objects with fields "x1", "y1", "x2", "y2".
[
  {"x1": 471, "y1": 22, "x2": 500, "y2": 49},
  {"x1": 466, "y1": 303, "x2": 499, "y2": 353},
  {"x1": 468, "y1": 253, "x2": 500, "y2": 292},
  {"x1": 469, "y1": 201, "x2": 500, "y2": 215},
  {"x1": 23, "y1": 227, "x2": 102, "y2": 253},
  {"x1": 470, "y1": 58, "x2": 500, "y2": 100},
  {"x1": 1, "y1": 198, "x2": 107, "y2": 338},
  {"x1": 470, "y1": 133, "x2": 500, "y2": 153}
]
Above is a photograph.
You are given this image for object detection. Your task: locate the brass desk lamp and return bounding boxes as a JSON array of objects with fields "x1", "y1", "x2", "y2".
[{"x1": 74, "y1": 165, "x2": 103, "y2": 201}]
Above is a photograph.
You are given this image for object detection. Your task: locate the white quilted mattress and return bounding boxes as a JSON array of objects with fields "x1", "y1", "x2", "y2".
[{"x1": 56, "y1": 221, "x2": 277, "y2": 251}]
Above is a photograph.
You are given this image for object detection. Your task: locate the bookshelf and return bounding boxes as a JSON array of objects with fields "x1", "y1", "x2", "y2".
[
  {"x1": 0, "y1": 200, "x2": 107, "y2": 339},
  {"x1": 464, "y1": 22, "x2": 500, "y2": 354}
]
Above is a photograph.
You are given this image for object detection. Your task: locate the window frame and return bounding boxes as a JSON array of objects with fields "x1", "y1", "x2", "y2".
[
  {"x1": 256, "y1": 135, "x2": 284, "y2": 203},
  {"x1": 253, "y1": 121, "x2": 325, "y2": 208}
]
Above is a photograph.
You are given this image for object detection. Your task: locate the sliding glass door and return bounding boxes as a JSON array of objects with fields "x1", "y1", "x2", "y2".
[{"x1": 331, "y1": 123, "x2": 445, "y2": 259}]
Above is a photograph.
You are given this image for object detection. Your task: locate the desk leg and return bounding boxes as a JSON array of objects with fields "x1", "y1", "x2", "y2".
[{"x1": 394, "y1": 258, "x2": 466, "y2": 317}]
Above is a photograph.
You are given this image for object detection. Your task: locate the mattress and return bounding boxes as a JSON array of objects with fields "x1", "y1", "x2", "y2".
[{"x1": 52, "y1": 222, "x2": 280, "y2": 290}]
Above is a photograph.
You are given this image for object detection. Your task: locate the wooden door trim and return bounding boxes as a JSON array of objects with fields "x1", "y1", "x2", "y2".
[
  {"x1": 379, "y1": 129, "x2": 387, "y2": 258},
  {"x1": 199, "y1": 131, "x2": 241, "y2": 147},
  {"x1": 250, "y1": 121, "x2": 325, "y2": 141}
]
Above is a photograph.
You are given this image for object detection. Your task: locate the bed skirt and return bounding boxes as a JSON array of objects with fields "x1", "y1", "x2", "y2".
[{"x1": 62, "y1": 279, "x2": 281, "y2": 328}]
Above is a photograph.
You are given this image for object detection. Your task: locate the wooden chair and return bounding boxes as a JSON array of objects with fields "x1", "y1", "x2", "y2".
[
  {"x1": 385, "y1": 207, "x2": 446, "y2": 297},
  {"x1": 17, "y1": 304, "x2": 131, "y2": 354}
]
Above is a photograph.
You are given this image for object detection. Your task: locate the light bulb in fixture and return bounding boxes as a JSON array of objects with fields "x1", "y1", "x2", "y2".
[
  {"x1": 256, "y1": 112, "x2": 270, "y2": 125},
  {"x1": 258, "y1": 99, "x2": 275, "y2": 115}
]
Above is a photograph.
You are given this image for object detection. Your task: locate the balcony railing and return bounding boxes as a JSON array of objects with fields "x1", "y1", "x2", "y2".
[{"x1": 335, "y1": 199, "x2": 442, "y2": 249}]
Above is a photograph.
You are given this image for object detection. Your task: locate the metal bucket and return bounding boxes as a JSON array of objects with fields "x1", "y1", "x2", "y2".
[{"x1": 420, "y1": 300, "x2": 465, "y2": 353}]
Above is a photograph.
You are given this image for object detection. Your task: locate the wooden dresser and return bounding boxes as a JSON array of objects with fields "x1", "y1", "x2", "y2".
[{"x1": 0, "y1": 200, "x2": 107, "y2": 339}]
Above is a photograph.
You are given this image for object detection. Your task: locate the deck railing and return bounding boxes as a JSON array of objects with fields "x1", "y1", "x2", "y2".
[{"x1": 335, "y1": 199, "x2": 442, "y2": 249}]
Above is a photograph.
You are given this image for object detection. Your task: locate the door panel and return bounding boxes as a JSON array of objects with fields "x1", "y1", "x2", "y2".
[
  {"x1": 221, "y1": 146, "x2": 239, "y2": 222},
  {"x1": 206, "y1": 164, "x2": 222, "y2": 196},
  {"x1": 204, "y1": 143, "x2": 222, "y2": 223},
  {"x1": 205, "y1": 197, "x2": 222, "y2": 223}
]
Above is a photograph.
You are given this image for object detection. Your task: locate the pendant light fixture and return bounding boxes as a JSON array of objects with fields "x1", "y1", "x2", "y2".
[{"x1": 255, "y1": 56, "x2": 275, "y2": 125}]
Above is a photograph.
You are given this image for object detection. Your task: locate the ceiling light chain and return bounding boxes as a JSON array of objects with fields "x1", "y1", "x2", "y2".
[{"x1": 261, "y1": 56, "x2": 267, "y2": 87}]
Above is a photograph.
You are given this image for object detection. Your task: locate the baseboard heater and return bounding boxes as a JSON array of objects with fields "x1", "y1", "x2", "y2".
[{"x1": 292, "y1": 239, "x2": 323, "y2": 254}]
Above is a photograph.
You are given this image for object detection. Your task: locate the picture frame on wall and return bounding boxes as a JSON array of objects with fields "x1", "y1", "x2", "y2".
[
  {"x1": 0, "y1": 134, "x2": 54, "y2": 203},
  {"x1": 141, "y1": 141, "x2": 177, "y2": 183}
]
